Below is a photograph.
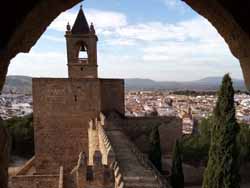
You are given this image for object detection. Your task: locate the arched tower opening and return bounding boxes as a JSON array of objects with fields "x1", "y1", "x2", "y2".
[
  {"x1": 65, "y1": 5, "x2": 98, "y2": 78},
  {"x1": 78, "y1": 42, "x2": 88, "y2": 60}
]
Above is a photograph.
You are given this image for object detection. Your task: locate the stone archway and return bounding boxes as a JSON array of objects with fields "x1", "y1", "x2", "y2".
[
  {"x1": 184, "y1": 0, "x2": 250, "y2": 89},
  {"x1": 1, "y1": 0, "x2": 250, "y2": 187},
  {"x1": 0, "y1": 0, "x2": 82, "y2": 92}
]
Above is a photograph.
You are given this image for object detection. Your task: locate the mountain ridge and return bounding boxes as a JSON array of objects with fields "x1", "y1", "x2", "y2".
[
  {"x1": 2, "y1": 75, "x2": 246, "y2": 94},
  {"x1": 125, "y1": 77, "x2": 245, "y2": 91}
]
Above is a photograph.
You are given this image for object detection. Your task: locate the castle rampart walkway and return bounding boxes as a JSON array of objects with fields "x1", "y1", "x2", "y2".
[{"x1": 100, "y1": 117, "x2": 170, "y2": 188}]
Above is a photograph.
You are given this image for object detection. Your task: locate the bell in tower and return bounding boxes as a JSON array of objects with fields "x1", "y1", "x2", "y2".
[{"x1": 65, "y1": 4, "x2": 98, "y2": 79}]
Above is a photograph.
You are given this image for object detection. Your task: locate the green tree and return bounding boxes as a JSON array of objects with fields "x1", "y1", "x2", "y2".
[
  {"x1": 148, "y1": 126, "x2": 162, "y2": 171},
  {"x1": 198, "y1": 116, "x2": 214, "y2": 147},
  {"x1": 202, "y1": 74, "x2": 240, "y2": 188},
  {"x1": 5, "y1": 114, "x2": 34, "y2": 157},
  {"x1": 171, "y1": 140, "x2": 184, "y2": 188},
  {"x1": 237, "y1": 124, "x2": 250, "y2": 163}
]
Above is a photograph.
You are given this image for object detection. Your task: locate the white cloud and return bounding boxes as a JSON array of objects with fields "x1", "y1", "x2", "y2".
[
  {"x1": 164, "y1": 0, "x2": 180, "y2": 8},
  {"x1": 48, "y1": 7, "x2": 225, "y2": 48},
  {"x1": 87, "y1": 9, "x2": 127, "y2": 29},
  {"x1": 103, "y1": 38, "x2": 137, "y2": 46},
  {"x1": 142, "y1": 40, "x2": 230, "y2": 62},
  {"x1": 100, "y1": 15, "x2": 233, "y2": 64},
  {"x1": 48, "y1": 9, "x2": 127, "y2": 32},
  {"x1": 110, "y1": 17, "x2": 223, "y2": 43},
  {"x1": 160, "y1": 0, "x2": 189, "y2": 15},
  {"x1": 42, "y1": 35, "x2": 65, "y2": 43},
  {"x1": 163, "y1": 0, "x2": 188, "y2": 12},
  {"x1": 49, "y1": 12, "x2": 76, "y2": 32},
  {"x1": 10, "y1": 6, "x2": 242, "y2": 81},
  {"x1": 8, "y1": 51, "x2": 67, "y2": 77}
]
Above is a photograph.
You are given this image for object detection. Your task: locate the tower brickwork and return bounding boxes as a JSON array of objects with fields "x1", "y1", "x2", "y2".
[
  {"x1": 32, "y1": 5, "x2": 124, "y2": 175},
  {"x1": 11, "y1": 4, "x2": 127, "y2": 188},
  {"x1": 65, "y1": 6, "x2": 98, "y2": 78}
]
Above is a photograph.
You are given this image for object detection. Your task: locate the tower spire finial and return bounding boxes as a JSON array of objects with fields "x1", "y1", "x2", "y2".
[
  {"x1": 66, "y1": 22, "x2": 71, "y2": 31},
  {"x1": 71, "y1": 0, "x2": 90, "y2": 34},
  {"x1": 80, "y1": 0, "x2": 84, "y2": 9}
]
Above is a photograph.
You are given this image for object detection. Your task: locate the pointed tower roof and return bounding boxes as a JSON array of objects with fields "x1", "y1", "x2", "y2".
[{"x1": 71, "y1": 5, "x2": 90, "y2": 34}]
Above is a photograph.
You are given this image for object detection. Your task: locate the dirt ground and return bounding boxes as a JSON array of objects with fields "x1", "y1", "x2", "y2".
[{"x1": 8, "y1": 156, "x2": 28, "y2": 177}]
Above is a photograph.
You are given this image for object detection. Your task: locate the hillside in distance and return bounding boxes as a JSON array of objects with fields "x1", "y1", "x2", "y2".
[
  {"x1": 125, "y1": 77, "x2": 246, "y2": 91},
  {"x1": 1, "y1": 75, "x2": 246, "y2": 94},
  {"x1": 3, "y1": 76, "x2": 32, "y2": 94}
]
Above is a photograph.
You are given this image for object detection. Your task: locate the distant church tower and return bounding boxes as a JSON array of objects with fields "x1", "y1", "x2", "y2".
[{"x1": 65, "y1": 5, "x2": 98, "y2": 78}]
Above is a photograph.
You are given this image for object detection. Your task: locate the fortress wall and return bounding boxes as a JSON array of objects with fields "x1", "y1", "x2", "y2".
[
  {"x1": 68, "y1": 65, "x2": 98, "y2": 79},
  {"x1": 33, "y1": 78, "x2": 101, "y2": 174},
  {"x1": 100, "y1": 79, "x2": 125, "y2": 115},
  {"x1": 123, "y1": 116, "x2": 182, "y2": 174},
  {"x1": 11, "y1": 174, "x2": 60, "y2": 188},
  {"x1": 88, "y1": 120, "x2": 99, "y2": 166},
  {"x1": 124, "y1": 116, "x2": 182, "y2": 154},
  {"x1": 15, "y1": 157, "x2": 35, "y2": 176}
]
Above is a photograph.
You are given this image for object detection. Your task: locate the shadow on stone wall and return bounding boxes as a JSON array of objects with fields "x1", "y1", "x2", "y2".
[{"x1": 0, "y1": 119, "x2": 9, "y2": 188}]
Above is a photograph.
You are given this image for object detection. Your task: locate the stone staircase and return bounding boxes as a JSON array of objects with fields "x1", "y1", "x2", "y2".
[{"x1": 105, "y1": 128, "x2": 168, "y2": 188}]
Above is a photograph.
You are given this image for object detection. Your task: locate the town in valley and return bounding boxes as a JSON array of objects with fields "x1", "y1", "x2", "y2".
[{"x1": 1, "y1": 89, "x2": 250, "y2": 135}]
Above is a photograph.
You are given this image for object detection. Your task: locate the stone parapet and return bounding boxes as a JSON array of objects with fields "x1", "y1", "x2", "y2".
[
  {"x1": 11, "y1": 163, "x2": 63, "y2": 188},
  {"x1": 58, "y1": 166, "x2": 63, "y2": 188},
  {"x1": 96, "y1": 116, "x2": 125, "y2": 188},
  {"x1": 11, "y1": 167, "x2": 63, "y2": 188},
  {"x1": 11, "y1": 174, "x2": 60, "y2": 188},
  {"x1": 127, "y1": 138, "x2": 170, "y2": 188},
  {"x1": 15, "y1": 156, "x2": 35, "y2": 176},
  {"x1": 99, "y1": 112, "x2": 172, "y2": 188}
]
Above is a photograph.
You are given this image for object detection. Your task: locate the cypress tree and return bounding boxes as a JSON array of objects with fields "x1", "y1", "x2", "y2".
[
  {"x1": 171, "y1": 140, "x2": 184, "y2": 188},
  {"x1": 149, "y1": 126, "x2": 162, "y2": 172},
  {"x1": 202, "y1": 74, "x2": 240, "y2": 188}
]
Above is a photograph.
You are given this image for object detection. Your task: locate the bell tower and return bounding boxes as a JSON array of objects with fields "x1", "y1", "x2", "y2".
[{"x1": 65, "y1": 5, "x2": 98, "y2": 78}]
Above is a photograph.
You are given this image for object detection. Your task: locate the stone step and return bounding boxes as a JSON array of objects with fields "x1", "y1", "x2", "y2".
[
  {"x1": 125, "y1": 182, "x2": 159, "y2": 188},
  {"x1": 124, "y1": 176, "x2": 158, "y2": 183},
  {"x1": 106, "y1": 130, "x2": 162, "y2": 187}
]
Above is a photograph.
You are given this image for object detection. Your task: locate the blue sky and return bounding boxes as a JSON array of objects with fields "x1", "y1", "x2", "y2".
[{"x1": 8, "y1": 0, "x2": 243, "y2": 81}]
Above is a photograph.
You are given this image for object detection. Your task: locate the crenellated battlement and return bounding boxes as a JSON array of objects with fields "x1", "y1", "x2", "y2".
[{"x1": 87, "y1": 112, "x2": 171, "y2": 188}]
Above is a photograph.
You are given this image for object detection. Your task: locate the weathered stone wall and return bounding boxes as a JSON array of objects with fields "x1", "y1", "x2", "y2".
[
  {"x1": 68, "y1": 64, "x2": 98, "y2": 79},
  {"x1": 88, "y1": 120, "x2": 99, "y2": 166},
  {"x1": 96, "y1": 120, "x2": 124, "y2": 188},
  {"x1": 32, "y1": 78, "x2": 124, "y2": 174},
  {"x1": 124, "y1": 116, "x2": 182, "y2": 154},
  {"x1": 15, "y1": 157, "x2": 35, "y2": 176},
  {"x1": 66, "y1": 33, "x2": 98, "y2": 79},
  {"x1": 71, "y1": 152, "x2": 88, "y2": 188},
  {"x1": 0, "y1": 120, "x2": 9, "y2": 188},
  {"x1": 10, "y1": 160, "x2": 65, "y2": 188},
  {"x1": 11, "y1": 175, "x2": 60, "y2": 188},
  {"x1": 100, "y1": 79, "x2": 125, "y2": 115},
  {"x1": 123, "y1": 116, "x2": 182, "y2": 174},
  {"x1": 33, "y1": 78, "x2": 101, "y2": 174}
]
